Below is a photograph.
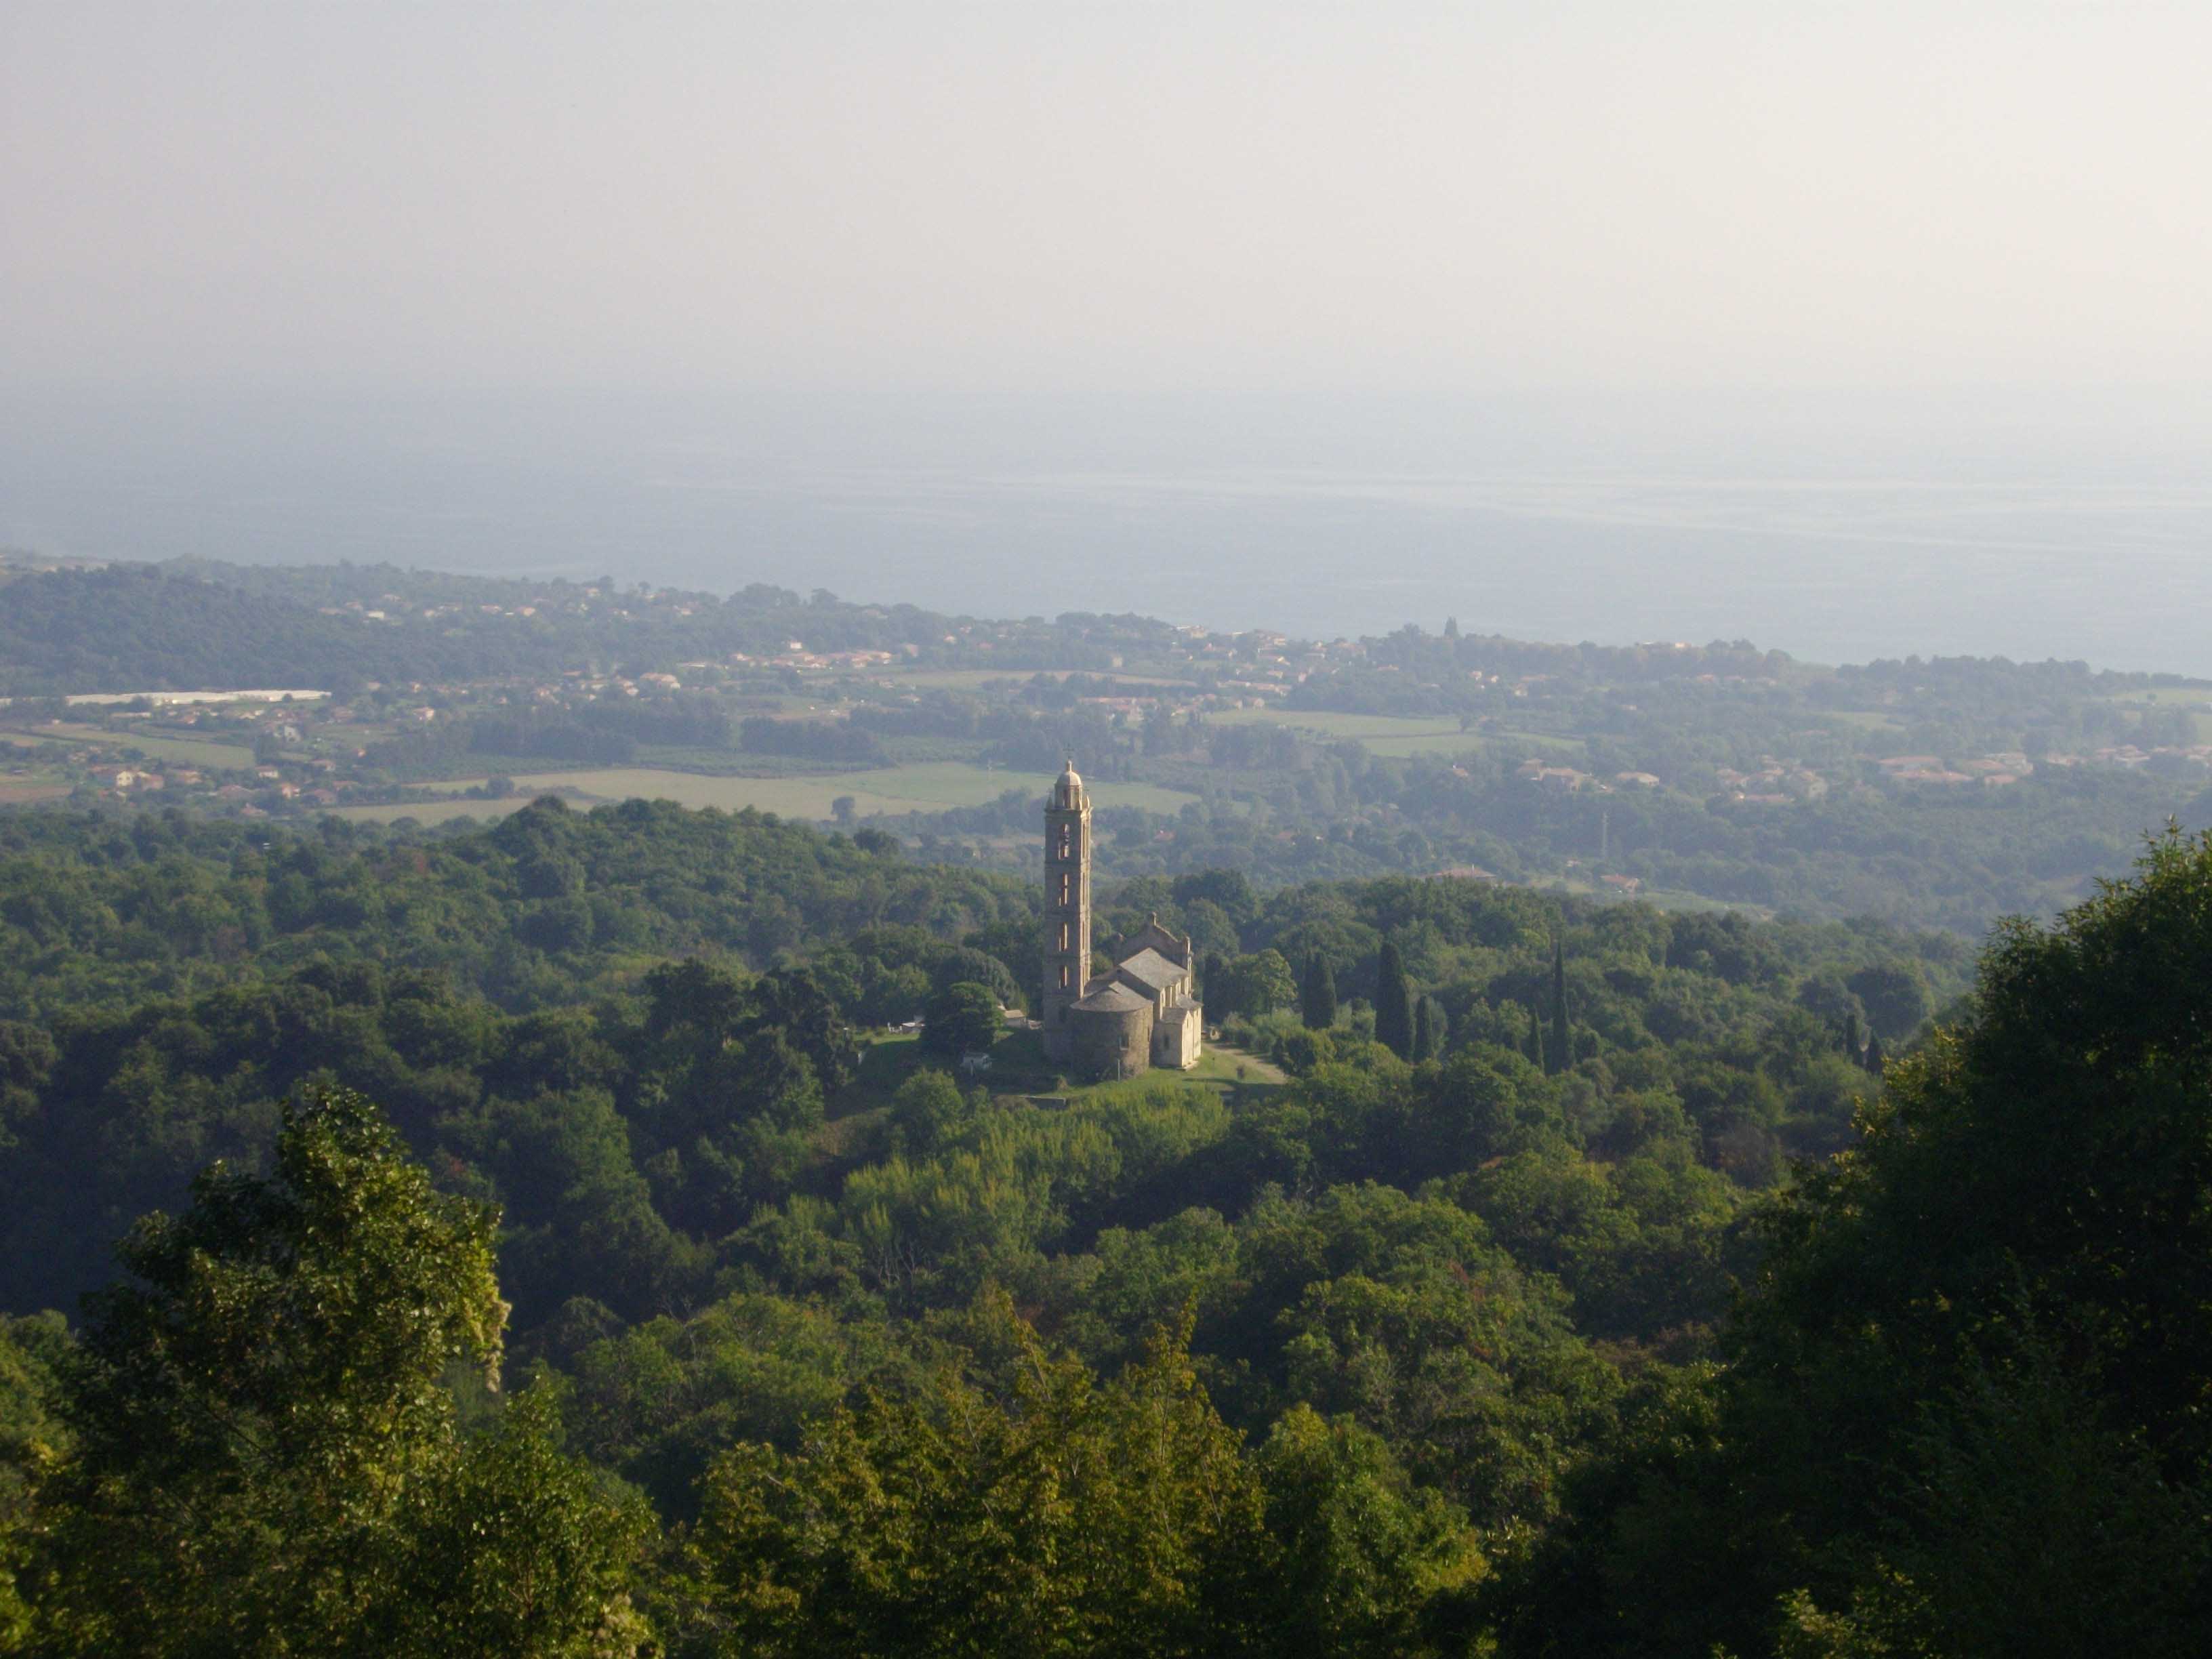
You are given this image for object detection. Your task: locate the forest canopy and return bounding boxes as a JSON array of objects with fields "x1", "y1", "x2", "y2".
[{"x1": 1, "y1": 798, "x2": 2207, "y2": 1654}]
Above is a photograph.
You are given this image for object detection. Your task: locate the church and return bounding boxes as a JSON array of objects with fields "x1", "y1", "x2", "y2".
[{"x1": 1039, "y1": 762, "x2": 1204, "y2": 1080}]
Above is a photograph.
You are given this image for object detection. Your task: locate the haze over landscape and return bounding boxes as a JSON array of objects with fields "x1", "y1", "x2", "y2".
[
  {"x1": 9, "y1": 8, "x2": 2212, "y2": 1658},
  {"x1": 7, "y1": 3, "x2": 2211, "y2": 668}
]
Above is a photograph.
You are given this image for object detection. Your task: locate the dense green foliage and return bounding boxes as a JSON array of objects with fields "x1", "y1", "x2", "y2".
[
  {"x1": 0, "y1": 799, "x2": 1025, "y2": 1021},
  {"x1": 1487, "y1": 830, "x2": 2212, "y2": 1656},
  {"x1": 11, "y1": 1087, "x2": 645, "y2": 1656},
  {"x1": 3, "y1": 796, "x2": 2209, "y2": 1654}
]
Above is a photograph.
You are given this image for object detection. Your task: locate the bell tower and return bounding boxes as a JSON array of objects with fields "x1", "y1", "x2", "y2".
[{"x1": 1041, "y1": 759, "x2": 1092, "y2": 1061}]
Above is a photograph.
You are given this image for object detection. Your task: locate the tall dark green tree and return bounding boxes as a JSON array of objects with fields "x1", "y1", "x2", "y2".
[
  {"x1": 1410, "y1": 996, "x2": 1443, "y2": 1063},
  {"x1": 1374, "y1": 941, "x2": 1413, "y2": 1059},
  {"x1": 1300, "y1": 954, "x2": 1338, "y2": 1031},
  {"x1": 1546, "y1": 934, "x2": 1570, "y2": 1076}
]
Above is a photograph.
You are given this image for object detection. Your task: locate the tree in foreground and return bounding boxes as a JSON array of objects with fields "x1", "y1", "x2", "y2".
[
  {"x1": 693, "y1": 1291, "x2": 1262, "y2": 1658},
  {"x1": 691, "y1": 1290, "x2": 1475, "y2": 1659},
  {"x1": 1244, "y1": 1407, "x2": 1483, "y2": 1659},
  {"x1": 0, "y1": 1313, "x2": 67, "y2": 1649},
  {"x1": 23, "y1": 1085, "x2": 648, "y2": 1658},
  {"x1": 1490, "y1": 831, "x2": 2212, "y2": 1657}
]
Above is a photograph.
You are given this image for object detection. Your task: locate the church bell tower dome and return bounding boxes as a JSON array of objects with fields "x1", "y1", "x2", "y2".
[{"x1": 1052, "y1": 760, "x2": 1086, "y2": 810}]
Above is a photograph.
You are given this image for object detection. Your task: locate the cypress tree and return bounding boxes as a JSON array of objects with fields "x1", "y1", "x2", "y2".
[
  {"x1": 1412, "y1": 996, "x2": 1446, "y2": 1063},
  {"x1": 1301, "y1": 953, "x2": 1338, "y2": 1030},
  {"x1": 1375, "y1": 940, "x2": 1413, "y2": 1058},
  {"x1": 1523, "y1": 1005, "x2": 1544, "y2": 1067},
  {"x1": 1547, "y1": 933, "x2": 1570, "y2": 1075},
  {"x1": 1864, "y1": 1031, "x2": 1886, "y2": 1075},
  {"x1": 1842, "y1": 1008, "x2": 1864, "y2": 1059}
]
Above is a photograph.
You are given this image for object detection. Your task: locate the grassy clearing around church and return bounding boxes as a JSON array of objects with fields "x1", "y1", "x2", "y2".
[
  {"x1": 335, "y1": 761, "x2": 1199, "y2": 825},
  {"x1": 826, "y1": 1030, "x2": 1287, "y2": 1136},
  {"x1": 1186, "y1": 1044, "x2": 1288, "y2": 1086}
]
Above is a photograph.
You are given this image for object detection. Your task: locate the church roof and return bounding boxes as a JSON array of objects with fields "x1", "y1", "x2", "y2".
[
  {"x1": 1120, "y1": 915, "x2": 1190, "y2": 967},
  {"x1": 1071, "y1": 981, "x2": 1150, "y2": 1014},
  {"x1": 1114, "y1": 948, "x2": 1190, "y2": 991}
]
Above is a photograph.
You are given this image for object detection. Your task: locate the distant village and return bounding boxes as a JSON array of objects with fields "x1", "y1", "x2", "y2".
[{"x1": 5, "y1": 562, "x2": 2210, "y2": 937}]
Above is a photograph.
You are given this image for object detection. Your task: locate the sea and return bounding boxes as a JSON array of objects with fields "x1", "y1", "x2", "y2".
[{"x1": 5, "y1": 387, "x2": 2209, "y2": 675}]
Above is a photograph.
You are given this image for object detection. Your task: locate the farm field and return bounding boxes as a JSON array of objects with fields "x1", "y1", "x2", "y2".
[
  {"x1": 2105, "y1": 685, "x2": 2212, "y2": 743},
  {"x1": 0, "y1": 722, "x2": 254, "y2": 769},
  {"x1": 335, "y1": 760, "x2": 1200, "y2": 825}
]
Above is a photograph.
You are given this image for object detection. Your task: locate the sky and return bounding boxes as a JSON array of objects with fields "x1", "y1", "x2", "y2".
[
  {"x1": 5, "y1": 4, "x2": 2211, "y2": 671},
  {"x1": 6, "y1": 1, "x2": 2211, "y2": 399}
]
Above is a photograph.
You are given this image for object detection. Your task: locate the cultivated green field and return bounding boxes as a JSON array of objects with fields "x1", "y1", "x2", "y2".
[
  {"x1": 2104, "y1": 686, "x2": 2212, "y2": 743},
  {"x1": 2, "y1": 723, "x2": 254, "y2": 769},
  {"x1": 335, "y1": 760, "x2": 1200, "y2": 825}
]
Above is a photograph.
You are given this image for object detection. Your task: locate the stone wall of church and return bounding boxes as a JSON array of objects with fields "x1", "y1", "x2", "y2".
[
  {"x1": 1153, "y1": 1005, "x2": 1203, "y2": 1070},
  {"x1": 1073, "y1": 1002, "x2": 1152, "y2": 1081}
]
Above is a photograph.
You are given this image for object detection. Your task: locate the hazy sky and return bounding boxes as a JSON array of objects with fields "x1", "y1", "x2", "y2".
[{"x1": 7, "y1": 1, "x2": 2210, "y2": 398}]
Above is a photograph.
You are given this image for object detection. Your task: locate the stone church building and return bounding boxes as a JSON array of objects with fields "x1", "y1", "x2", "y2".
[{"x1": 1039, "y1": 762, "x2": 1203, "y2": 1080}]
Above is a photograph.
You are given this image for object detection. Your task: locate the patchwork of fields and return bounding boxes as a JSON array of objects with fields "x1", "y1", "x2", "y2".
[{"x1": 18, "y1": 723, "x2": 255, "y2": 768}]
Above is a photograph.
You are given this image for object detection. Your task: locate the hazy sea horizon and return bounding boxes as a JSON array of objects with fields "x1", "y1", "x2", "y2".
[{"x1": 5, "y1": 388, "x2": 2209, "y2": 676}]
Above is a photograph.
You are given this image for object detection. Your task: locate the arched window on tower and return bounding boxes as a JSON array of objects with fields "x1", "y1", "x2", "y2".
[
  {"x1": 1059, "y1": 964, "x2": 1070, "y2": 989},
  {"x1": 1059, "y1": 921, "x2": 1070, "y2": 951},
  {"x1": 1059, "y1": 872, "x2": 1071, "y2": 905},
  {"x1": 1058, "y1": 823, "x2": 1073, "y2": 859}
]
